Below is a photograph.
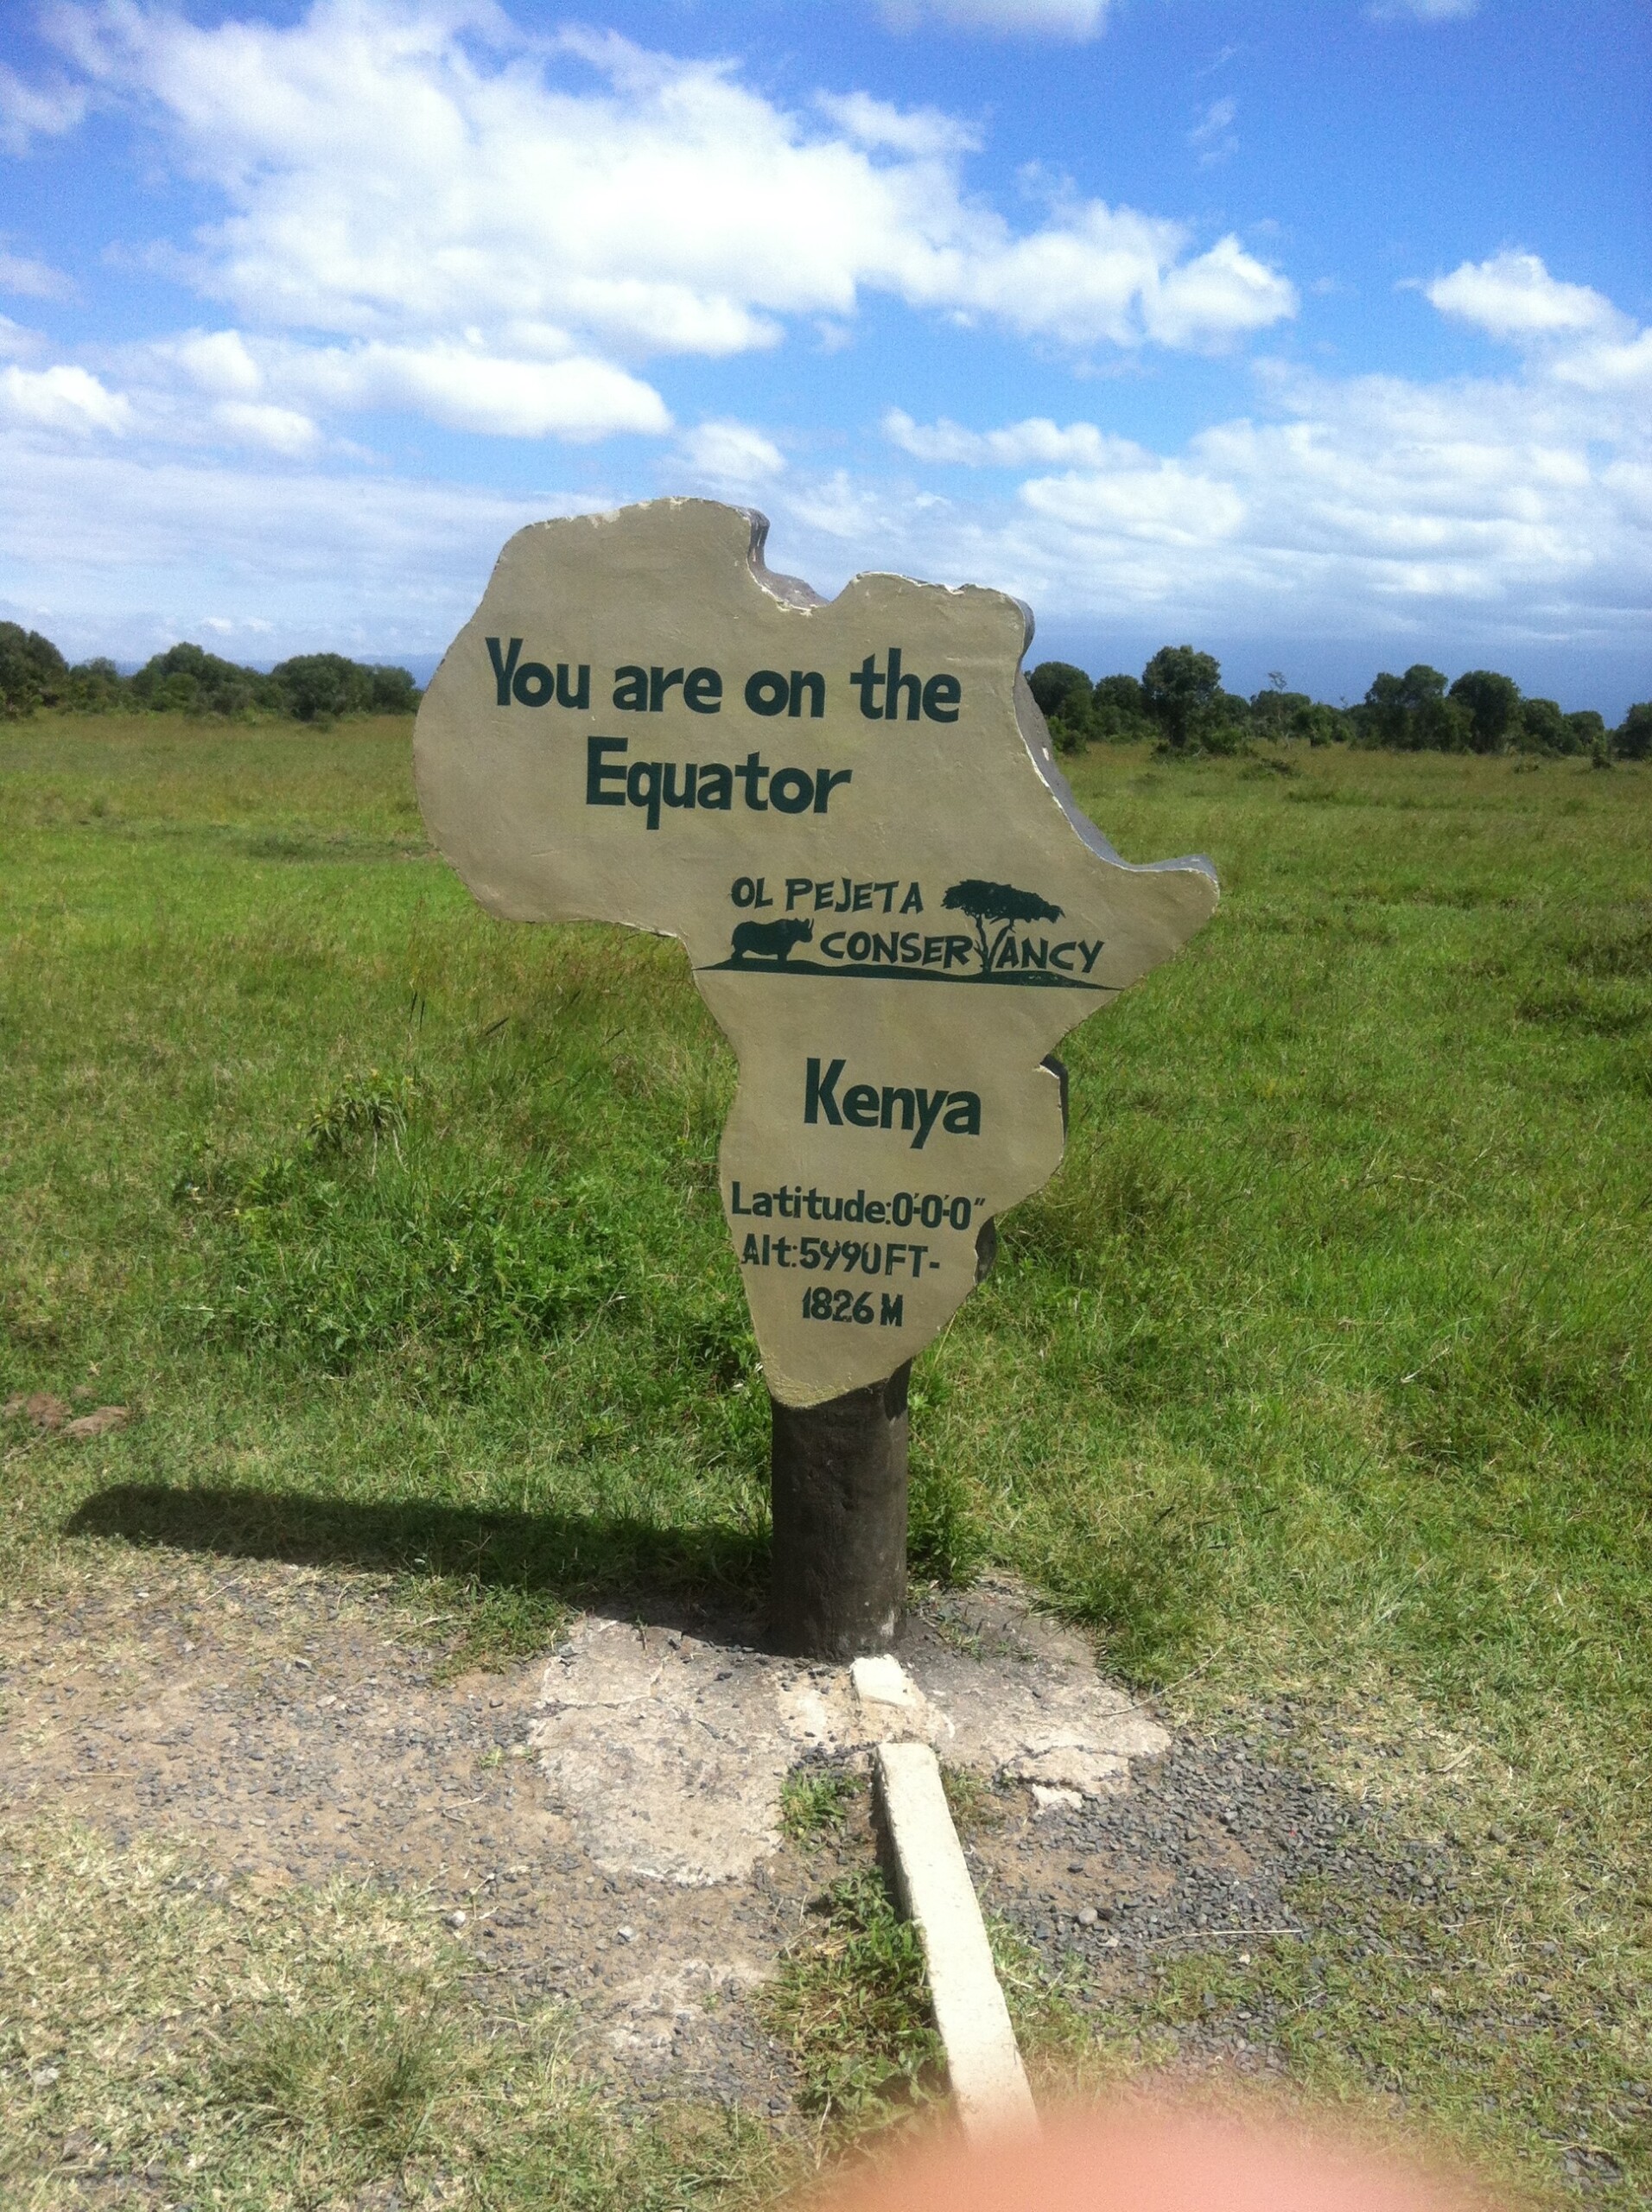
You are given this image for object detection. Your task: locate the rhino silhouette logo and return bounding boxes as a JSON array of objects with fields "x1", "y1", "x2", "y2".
[{"x1": 731, "y1": 916, "x2": 814, "y2": 964}]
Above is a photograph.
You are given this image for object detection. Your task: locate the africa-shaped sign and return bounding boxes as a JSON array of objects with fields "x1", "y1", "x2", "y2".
[{"x1": 416, "y1": 500, "x2": 1217, "y2": 1407}]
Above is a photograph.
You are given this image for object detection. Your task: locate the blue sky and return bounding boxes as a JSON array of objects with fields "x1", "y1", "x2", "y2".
[{"x1": 2, "y1": 0, "x2": 1648, "y2": 712}]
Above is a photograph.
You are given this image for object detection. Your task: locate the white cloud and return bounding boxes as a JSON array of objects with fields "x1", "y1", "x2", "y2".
[
  {"x1": 677, "y1": 419, "x2": 786, "y2": 492},
  {"x1": 0, "y1": 439, "x2": 584, "y2": 660},
  {"x1": 1188, "y1": 96, "x2": 1238, "y2": 167},
  {"x1": 899, "y1": 213, "x2": 1295, "y2": 351},
  {"x1": 213, "y1": 400, "x2": 320, "y2": 457},
  {"x1": 1426, "y1": 251, "x2": 1625, "y2": 342},
  {"x1": 818, "y1": 268, "x2": 1652, "y2": 662},
  {"x1": 0, "y1": 364, "x2": 131, "y2": 435},
  {"x1": 0, "y1": 62, "x2": 90, "y2": 155},
  {"x1": 0, "y1": 249, "x2": 77, "y2": 302},
  {"x1": 879, "y1": 0, "x2": 1111, "y2": 34},
  {"x1": 0, "y1": 315, "x2": 46, "y2": 362},
  {"x1": 173, "y1": 329, "x2": 264, "y2": 397},
  {"x1": 1021, "y1": 462, "x2": 1247, "y2": 545},
  {"x1": 885, "y1": 409, "x2": 1135, "y2": 468},
  {"x1": 3, "y1": 262, "x2": 1646, "y2": 689},
  {"x1": 816, "y1": 92, "x2": 979, "y2": 159},
  {"x1": 1369, "y1": 0, "x2": 1477, "y2": 19},
  {"x1": 28, "y1": 0, "x2": 1292, "y2": 374},
  {"x1": 283, "y1": 342, "x2": 672, "y2": 440}
]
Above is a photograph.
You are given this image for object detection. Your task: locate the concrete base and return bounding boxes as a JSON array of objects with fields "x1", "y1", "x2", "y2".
[{"x1": 874, "y1": 1738, "x2": 1038, "y2": 2141}]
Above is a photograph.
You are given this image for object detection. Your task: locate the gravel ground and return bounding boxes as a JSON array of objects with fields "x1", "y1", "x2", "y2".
[
  {"x1": 971, "y1": 1706, "x2": 1458, "y2": 2066},
  {"x1": 0, "y1": 1560, "x2": 1574, "y2": 2136}
]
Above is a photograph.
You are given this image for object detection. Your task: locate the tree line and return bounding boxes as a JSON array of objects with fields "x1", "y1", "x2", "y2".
[
  {"x1": 1029, "y1": 646, "x2": 1651, "y2": 763},
  {"x1": 0, "y1": 626, "x2": 422, "y2": 723},
  {"x1": 4, "y1": 618, "x2": 1647, "y2": 760}
]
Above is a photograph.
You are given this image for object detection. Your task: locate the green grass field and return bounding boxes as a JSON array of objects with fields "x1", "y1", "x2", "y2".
[{"x1": 3, "y1": 717, "x2": 1649, "y2": 2206}]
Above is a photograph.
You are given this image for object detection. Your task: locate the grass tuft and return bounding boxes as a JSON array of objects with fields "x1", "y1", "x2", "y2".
[{"x1": 759, "y1": 1872, "x2": 944, "y2": 2127}]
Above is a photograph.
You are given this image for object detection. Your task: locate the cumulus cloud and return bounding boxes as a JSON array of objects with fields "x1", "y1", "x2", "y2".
[
  {"x1": 26, "y1": 0, "x2": 1291, "y2": 382},
  {"x1": 677, "y1": 419, "x2": 786, "y2": 493},
  {"x1": 885, "y1": 409, "x2": 1134, "y2": 468},
  {"x1": 282, "y1": 343, "x2": 672, "y2": 440},
  {"x1": 848, "y1": 262, "x2": 1651, "y2": 658},
  {"x1": 878, "y1": 0, "x2": 1111, "y2": 35},
  {"x1": 0, "y1": 364, "x2": 131, "y2": 435},
  {"x1": 1426, "y1": 251, "x2": 1625, "y2": 342},
  {"x1": 0, "y1": 249, "x2": 77, "y2": 302},
  {"x1": 212, "y1": 401, "x2": 320, "y2": 457}
]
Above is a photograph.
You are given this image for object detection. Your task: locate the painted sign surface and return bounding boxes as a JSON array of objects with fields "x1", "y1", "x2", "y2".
[{"x1": 416, "y1": 499, "x2": 1217, "y2": 1406}]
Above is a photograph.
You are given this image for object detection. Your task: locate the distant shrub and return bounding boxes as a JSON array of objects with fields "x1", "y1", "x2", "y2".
[
  {"x1": 0, "y1": 621, "x2": 69, "y2": 715},
  {"x1": 0, "y1": 626, "x2": 421, "y2": 721},
  {"x1": 1616, "y1": 702, "x2": 1652, "y2": 761}
]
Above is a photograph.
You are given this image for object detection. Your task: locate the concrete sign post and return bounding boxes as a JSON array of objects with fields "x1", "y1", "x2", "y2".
[{"x1": 416, "y1": 499, "x2": 1217, "y2": 1657}]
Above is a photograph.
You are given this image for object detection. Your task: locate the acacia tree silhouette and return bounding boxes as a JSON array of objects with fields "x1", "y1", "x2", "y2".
[{"x1": 942, "y1": 880, "x2": 1064, "y2": 974}]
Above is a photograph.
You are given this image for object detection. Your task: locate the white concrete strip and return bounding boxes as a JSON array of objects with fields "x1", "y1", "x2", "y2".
[{"x1": 874, "y1": 1737, "x2": 1039, "y2": 2142}]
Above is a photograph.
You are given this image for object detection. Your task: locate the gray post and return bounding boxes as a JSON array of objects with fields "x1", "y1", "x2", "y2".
[{"x1": 769, "y1": 1363, "x2": 912, "y2": 1660}]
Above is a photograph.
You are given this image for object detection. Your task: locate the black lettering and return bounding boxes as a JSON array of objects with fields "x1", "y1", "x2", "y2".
[
  {"x1": 627, "y1": 758, "x2": 664, "y2": 830},
  {"x1": 912, "y1": 1089, "x2": 948, "y2": 1149},
  {"x1": 744, "y1": 669, "x2": 789, "y2": 715},
  {"x1": 843, "y1": 1084, "x2": 879, "y2": 1127},
  {"x1": 789, "y1": 670, "x2": 825, "y2": 718},
  {"x1": 683, "y1": 665, "x2": 721, "y2": 713},
  {"x1": 586, "y1": 734, "x2": 627, "y2": 805},
  {"x1": 849, "y1": 653, "x2": 884, "y2": 719},
  {"x1": 922, "y1": 672, "x2": 961, "y2": 722},
  {"x1": 785, "y1": 877, "x2": 813, "y2": 910},
  {"x1": 486, "y1": 635, "x2": 522, "y2": 705},
  {"x1": 556, "y1": 662, "x2": 590, "y2": 709},
  {"x1": 736, "y1": 752, "x2": 770, "y2": 810},
  {"x1": 900, "y1": 881, "x2": 924, "y2": 913},
  {"x1": 1079, "y1": 939, "x2": 1105, "y2": 973},
  {"x1": 649, "y1": 666, "x2": 684, "y2": 711},
  {"x1": 613, "y1": 664, "x2": 648, "y2": 709},
  {"x1": 880, "y1": 1085, "x2": 916, "y2": 1131},
  {"x1": 885, "y1": 645, "x2": 920, "y2": 721},
  {"x1": 943, "y1": 1091, "x2": 982, "y2": 1135},
  {"x1": 697, "y1": 763, "x2": 734, "y2": 810},
  {"x1": 944, "y1": 935, "x2": 972, "y2": 968},
  {"x1": 814, "y1": 766, "x2": 852, "y2": 813},
  {"x1": 804, "y1": 1057, "x2": 844, "y2": 1126},
  {"x1": 512, "y1": 660, "x2": 554, "y2": 706},
  {"x1": 872, "y1": 931, "x2": 899, "y2": 963},
  {"x1": 663, "y1": 762, "x2": 697, "y2": 809},
  {"x1": 880, "y1": 1293, "x2": 905, "y2": 1327},
  {"x1": 770, "y1": 766, "x2": 813, "y2": 813}
]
